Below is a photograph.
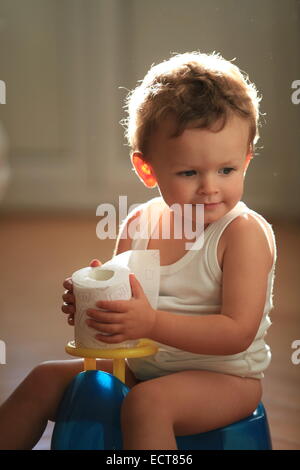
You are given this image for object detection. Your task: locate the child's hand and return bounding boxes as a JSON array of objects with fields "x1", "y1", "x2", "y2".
[
  {"x1": 86, "y1": 273, "x2": 157, "y2": 343},
  {"x1": 61, "y1": 259, "x2": 102, "y2": 325}
]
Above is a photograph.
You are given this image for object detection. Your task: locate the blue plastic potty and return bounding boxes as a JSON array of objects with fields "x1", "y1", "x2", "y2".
[
  {"x1": 51, "y1": 370, "x2": 272, "y2": 450},
  {"x1": 176, "y1": 401, "x2": 272, "y2": 450}
]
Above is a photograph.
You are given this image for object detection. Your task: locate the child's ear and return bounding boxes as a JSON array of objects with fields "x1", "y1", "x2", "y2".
[
  {"x1": 244, "y1": 151, "x2": 253, "y2": 170},
  {"x1": 131, "y1": 152, "x2": 157, "y2": 188}
]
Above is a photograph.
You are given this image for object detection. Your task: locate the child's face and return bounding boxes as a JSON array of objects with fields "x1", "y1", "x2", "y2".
[{"x1": 133, "y1": 112, "x2": 252, "y2": 228}]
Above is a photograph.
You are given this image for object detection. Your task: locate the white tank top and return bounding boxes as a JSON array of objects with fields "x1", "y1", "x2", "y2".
[{"x1": 125, "y1": 196, "x2": 277, "y2": 379}]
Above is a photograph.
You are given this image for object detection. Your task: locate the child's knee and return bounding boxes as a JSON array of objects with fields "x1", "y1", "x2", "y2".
[
  {"x1": 121, "y1": 380, "x2": 170, "y2": 424},
  {"x1": 25, "y1": 361, "x2": 83, "y2": 421},
  {"x1": 26, "y1": 362, "x2": 60, "y2": 395},
  {"x1": 121, "y1": 382, "x2": 151, "y2": 420},
  {"x1": 14, "y1": 363, "x2": 53, "y2": 405},
  {"x1": 27, "y1": 360, "x2": 82, "y2": 396}
]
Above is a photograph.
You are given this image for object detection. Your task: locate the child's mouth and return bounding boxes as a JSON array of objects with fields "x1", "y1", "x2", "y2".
[{"x1": 204, "y1": 202, "x2": 222, "y2": 209}]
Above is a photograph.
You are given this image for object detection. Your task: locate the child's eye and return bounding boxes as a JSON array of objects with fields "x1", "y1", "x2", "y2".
[
  {"x1": 178, "y1": 168, "x2": 236, "y2": 177},
  {"x1": 219, "y1": 167, "x2": 236, "y2": 175},
  {"x1": 177, "y1": 170, "x2": 197, "y2": 177}
]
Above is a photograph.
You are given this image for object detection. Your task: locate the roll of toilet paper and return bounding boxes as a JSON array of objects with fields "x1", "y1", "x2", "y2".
[
  {"x1": 72, "y1": 249, "x2": 161, "y2": 350},
  {"x1": 72, "y1": 263, "x2": 136, "y2": 349}
]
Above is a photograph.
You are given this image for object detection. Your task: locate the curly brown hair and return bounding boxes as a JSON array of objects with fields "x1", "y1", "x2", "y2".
[{"x1": 121, "y1": 51, "x2": 263, "y2": 160}]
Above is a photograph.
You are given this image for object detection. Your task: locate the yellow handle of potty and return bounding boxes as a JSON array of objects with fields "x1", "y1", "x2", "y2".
[{"x1": 65, "y1": 339, "x2": 158, "y2": 383}]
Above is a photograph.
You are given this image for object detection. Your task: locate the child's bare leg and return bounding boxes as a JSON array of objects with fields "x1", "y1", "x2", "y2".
[
  {"x1": 0, "y1": 358, "x2": 138, "y2": 450},
  {"x1": 121, "y1": 369, "x2": 262, "y2": 450}
]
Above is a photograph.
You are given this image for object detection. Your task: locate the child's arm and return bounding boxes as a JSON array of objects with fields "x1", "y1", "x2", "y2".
[
  {"x1": 88, "y1": 212, "x2": 273, "y2": 356},
  {"x1": 150, "y1": 215, "x2": 274, "y2": 356}
]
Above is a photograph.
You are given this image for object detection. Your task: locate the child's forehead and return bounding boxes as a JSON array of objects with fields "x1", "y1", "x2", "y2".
[{"x1": 147, "y1": 113, "x2": 250, "y2": 158}]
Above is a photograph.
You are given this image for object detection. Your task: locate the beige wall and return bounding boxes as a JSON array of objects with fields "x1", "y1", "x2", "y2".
[{"x1": 0, "y1": 0, "x2": 299, "y2": 218}]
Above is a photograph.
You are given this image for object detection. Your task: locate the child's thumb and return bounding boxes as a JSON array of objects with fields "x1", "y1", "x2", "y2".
[{"x1": 90, "y1": 259, "x2": 102, "y2": 267}]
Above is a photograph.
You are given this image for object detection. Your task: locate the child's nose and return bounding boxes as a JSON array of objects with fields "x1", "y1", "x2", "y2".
[{"x1": 197, "y1": 174, "x2": 219, "y2": 195}]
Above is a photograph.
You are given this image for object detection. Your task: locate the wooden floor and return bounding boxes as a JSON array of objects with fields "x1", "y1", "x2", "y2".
[{"x1": 0, "y1": 213, "x2": 299, "y2": 450}]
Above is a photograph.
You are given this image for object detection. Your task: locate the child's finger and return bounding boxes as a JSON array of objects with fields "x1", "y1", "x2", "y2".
[
  {"x1": 62, "y1": 292, "x2": 75, "y2": 304},
  {"x1": 90, "y1": 259, "x2": 102, "y2": 267},
  {"x1": 63, "y1": 278, "x2": 73, "y2": 291},
  {"x1": 62, "y1": 304, "x2": 75, "y2": 314}
]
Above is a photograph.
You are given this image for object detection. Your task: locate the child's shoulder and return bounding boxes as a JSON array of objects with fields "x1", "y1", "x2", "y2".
[
  {"x1": 125, "y1": 196, "x2": 164, "y2": 223},
  {"x1": 224, "y1": 205, "x2": 275, "y2": 244},
  {"x1": 222, "y1": 207, "x2": 276, "y2": 269},
  {"x1": 114, "y1": 197, "x2": 162, "y2": 256}
]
